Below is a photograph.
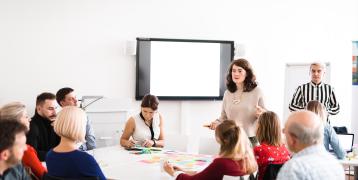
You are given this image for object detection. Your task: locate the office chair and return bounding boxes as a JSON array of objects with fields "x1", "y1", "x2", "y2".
[
  {"x1": 333, "y1": 126, "x2": 348, "y2": 134},
  {"x1": 262, "y1": 163, "x2": 283, "y2": 180}
]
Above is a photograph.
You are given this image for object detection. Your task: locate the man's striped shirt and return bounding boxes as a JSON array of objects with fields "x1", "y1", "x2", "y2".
[{"x1": 289, "y1": 82, "x2": 340, "y2": 115}]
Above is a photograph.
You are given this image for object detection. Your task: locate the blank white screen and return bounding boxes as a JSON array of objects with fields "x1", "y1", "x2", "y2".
[{"x1": 150, "y1": 41, "x2": 220, "y2": 97}]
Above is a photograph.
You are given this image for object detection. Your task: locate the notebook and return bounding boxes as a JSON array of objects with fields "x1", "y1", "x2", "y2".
[{"x1": 329, "y1": 133, "x2": 354, "y2": 153}]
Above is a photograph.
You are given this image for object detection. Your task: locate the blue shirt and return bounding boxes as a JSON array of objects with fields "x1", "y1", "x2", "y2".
[
  {"x1": 79, "y1": 117, "x2": 96, "y2": 151},
  {"x1": 323, "y1": 123, "x2": 346, "y2": 159},
  {"x1": 277, "y1": 144, "x2": 344, "y2": 180},
  {"x1": 46, "y1": 149, "x2": 105, "y2": 180}
]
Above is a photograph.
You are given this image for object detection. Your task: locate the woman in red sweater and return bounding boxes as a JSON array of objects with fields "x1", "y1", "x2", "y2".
[
  {"x1": 254, "y1": 111, "x2": 290, "y2": 180},
  {"x1": 0, "y1": 102, "x2": 47, "y2": 179},
  {"x1": 164, "y1": 120, "x2": 257, "y2": 180}
]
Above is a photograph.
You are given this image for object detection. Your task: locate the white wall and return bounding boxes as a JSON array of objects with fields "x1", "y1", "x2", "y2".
[{"x1": 1, "y1": 0, "x2": 357, "y2": 137}]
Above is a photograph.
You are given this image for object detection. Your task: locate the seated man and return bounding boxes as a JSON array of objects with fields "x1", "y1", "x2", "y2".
[
  {"x1": 56, "y1": 87, "x2": 96, "y2": 150},
  {"x1": 277, "y1": 111, "x2": 345, "y2": 180},
  {"x1": 0, "y1": 120, "x2": 30, "y2": 179},
  {"x1": 26, "y1": 92, "x2": 60, "y2": 161}
]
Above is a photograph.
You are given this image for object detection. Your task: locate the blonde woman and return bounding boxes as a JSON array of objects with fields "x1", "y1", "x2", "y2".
[
  {"x1": 306, "y1": 100, "x2": 345, "y2": 159},
  {"x1": 0, "y1": 102, "x2": 47, "y2": 179},
  {"x1": 45, "y1": 106, "x2": 106, "y2": 179},
  {"x1": 164, "y1": 120, "x2": 257, "y2": 180}
]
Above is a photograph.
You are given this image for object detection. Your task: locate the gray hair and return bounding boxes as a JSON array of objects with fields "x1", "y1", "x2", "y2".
[
  {"x1": 288, "y1": 113, "x2": 323, "y2": 145},
  {"x1": 0, "y1": 102, "x2": 26, "y2": 122},
  {"x1": 310, "y1": 62, "x2": 326, "y2": 71}
]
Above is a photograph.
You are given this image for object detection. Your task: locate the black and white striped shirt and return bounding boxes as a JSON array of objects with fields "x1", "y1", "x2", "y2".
[{"x1": 289, "y1": 82, "x2": 340, "y2": 115}]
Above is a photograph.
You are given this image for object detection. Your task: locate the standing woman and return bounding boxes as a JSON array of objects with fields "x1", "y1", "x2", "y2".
[
  {"x1": 120, "y1": 94, "x2": 164, "y2": 148},
  {"x1": 0, "y1": 102, "x2": 47, "y2": 179},
  {"x1": 210, "y1": 59, "x2": 265, "y2": 146}
]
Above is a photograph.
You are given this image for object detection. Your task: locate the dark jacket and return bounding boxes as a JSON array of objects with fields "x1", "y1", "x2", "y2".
[
  {"x1": 26, "y1": 112, "x2": 60, "y2": 161},
  {"x1": 0, "y1": 164, "x2": 30, "y2": 180}
]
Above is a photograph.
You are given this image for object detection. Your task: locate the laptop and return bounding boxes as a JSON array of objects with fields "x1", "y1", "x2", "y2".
[{"x1": 329, "y1": 133, "x2": 354, "y2": 153}]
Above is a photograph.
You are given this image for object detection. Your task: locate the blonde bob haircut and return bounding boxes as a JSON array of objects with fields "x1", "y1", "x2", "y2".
[
  {"x1": 0, "y1": 102, "x2": 26, "y2": 121},
  {"x1": 54, "y1": 106, "x2": 86, "y2": 142}
]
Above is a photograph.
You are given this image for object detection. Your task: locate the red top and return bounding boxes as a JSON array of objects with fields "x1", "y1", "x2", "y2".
[
  {"x1": 253, "y1": 143, "x2": 290, "y2": 180},
  {"x1": 22, "y1": 144, "x2": 47, "y2": 178},
  {"x1": 177, "y1": 158, "x2": 248, "y2": 180}
]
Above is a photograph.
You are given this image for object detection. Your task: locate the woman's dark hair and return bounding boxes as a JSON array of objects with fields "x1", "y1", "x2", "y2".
[
  {"x1": 226, "y1": 58, "x2": 257, "y2": 93},
  {"x1": 141, "y1": 94, "x2": 159, "y2": 111}
]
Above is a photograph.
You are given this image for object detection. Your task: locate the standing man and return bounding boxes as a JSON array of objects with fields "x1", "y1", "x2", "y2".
[
  {"x1": 56, "y1": 87, "x2": 96, "y2": 150},
  {"x1": 289, "y1": 62, "x2": 340, "y2": 122},
  {"x1": 277, "y1": 111, "x2": 344, "y2": 180},
  {"x1": 0, "y1": 120, "x2": 30, "y2": 179},
  {"x1": 26, "y1": 92, "x2": 60, "y2": 161}
]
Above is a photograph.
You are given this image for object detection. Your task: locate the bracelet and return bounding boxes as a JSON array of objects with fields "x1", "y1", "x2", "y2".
[{"x1": 152, "y1": 139, "x2": 156, "y2": 147}]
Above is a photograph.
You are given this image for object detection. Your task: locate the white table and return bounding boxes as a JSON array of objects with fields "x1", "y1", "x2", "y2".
[
  {"x1": 340, "y1": 158, "x2": 358, "y2": 179},
  {"x1": 89, "y1": 146, "x2": 213, "y2": 180}
]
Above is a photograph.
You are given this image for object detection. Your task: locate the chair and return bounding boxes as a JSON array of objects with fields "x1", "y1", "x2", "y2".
[
  {"x1": 198, "y1": 136, "x2": 220, "y2": 155},
  {"x1": 262, "y1": 163, "x2": 283, "y2": 180},
  {"x1": 43, "y1": 174, "x2": 99, "y2": 180}
]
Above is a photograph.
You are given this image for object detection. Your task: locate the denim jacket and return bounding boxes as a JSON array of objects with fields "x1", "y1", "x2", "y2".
[{"x1": 323, "y1": 124, "x2": 346, "y2": 159}]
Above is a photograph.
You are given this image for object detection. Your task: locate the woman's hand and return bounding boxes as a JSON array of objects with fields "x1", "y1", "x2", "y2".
[
  {"x1": 255, "y1": 105, "x2": 266, "y2": 118},
  {"x1": 126, "y1": 139, "x2": 137, "y2": 148},
  {"x1": 142, "y1": 139, "x2": 154, "y2": 147},
  {"x1": 163, "y1": 161, "x2": 175, "y2": 176},
  {"x1": 209, "y1": 120, "x2": 220, "y2": 130}
]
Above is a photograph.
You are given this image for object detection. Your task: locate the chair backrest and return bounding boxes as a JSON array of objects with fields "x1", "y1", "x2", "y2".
[
  {"x1": 263, "y1": 163, "x2": 283, "y2": 180},
  {"x1": 198, "y1": 136, "x2": 220, "y2": 155},
  {"x1": 43, "y1": 174, "x2": 99, "y2": 180}
]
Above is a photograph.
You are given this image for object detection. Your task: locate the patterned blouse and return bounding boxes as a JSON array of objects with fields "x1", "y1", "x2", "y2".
[{"x1": 253, "y1": 142, "x2": 291, "y2": 180}]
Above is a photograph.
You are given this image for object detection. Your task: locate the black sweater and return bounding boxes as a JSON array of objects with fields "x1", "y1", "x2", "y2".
[{"x1": 26, "y1": 112, "x2": 60, "y2": 161}]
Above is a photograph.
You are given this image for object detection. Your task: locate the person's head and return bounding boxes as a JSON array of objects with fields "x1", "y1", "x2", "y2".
[
  {"x1": 140, "y1": 94, "x2": 159, "y2": 121},
  {"x1": 306, "y1": 100, "x2": 327, "y2": 123},
  {"x1": 310, "y1": 62, "x2": 326, "y2": 84},
  {"x1": 226, "y1": 59, "x2": 257, "y2": 93},
  {"x1": 56, "y1": 87, "x2": 78, "y2": 107},
  {"x1": 35, "y1": 92, "x2": 57, "y2": 121},
  {"x1": 54, "y1": 106, "x2": 86, "y2": 143},
  {"x1": 0, "y1": 102, "x2": 30, "y2": 130},
  {"x1": 256, "y1": 111, "x2": 282, "y2": 146},
  {"x1": 284, "y1": 111, "x2": 323, "y2": 153},
  {"x1": 0, "y1": 120, "x2": 28, "y2": 169},
  {"x1": 215, "y1": 120, "x2": 257, "y2": 174}
]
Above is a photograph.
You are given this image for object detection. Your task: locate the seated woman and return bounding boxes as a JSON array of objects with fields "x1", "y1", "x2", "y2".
[
  {"x1": 46, "y1": 106, "x2": 106, "y2": 180},
  {"x1": 306, "y1": 100, "x2": 346, "y2": 159},
  {"x1": 254, "y1": 111, "x2": 290, "y2": 180},
  {"x1": 120, "y1": 94, "x2": 164, "y2": 148},
  {"x1": 164, "y1": 120, "x2": 257, "y2": 180},
  {"x1": 0, "y1": 102, "x2": 47, "y2": 179}
]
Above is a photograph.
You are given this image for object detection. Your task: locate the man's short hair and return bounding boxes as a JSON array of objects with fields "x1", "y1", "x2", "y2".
[
  {"x1": 310, "y1": 62, "x2": 326, "y2": 71},
  {"x1": 56, "y1": 87, "x2": 74, "y2": 106},
  {"x1": 0, "y1": 120, "x2": 27, "y2": 152},
  {"x1": 36, "y1": 92, "x2": 56, "y2": 106},
  {"x1": 54, "y1": 106, "x2": 86, "y2": 142},
  {"x1": 287, "y1": 111, "x2": 323, "y2": 145}
]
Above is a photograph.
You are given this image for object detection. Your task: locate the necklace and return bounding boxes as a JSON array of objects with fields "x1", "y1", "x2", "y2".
[{"x1": 233, "y1": 89, "x2": 243, "y2": 104}]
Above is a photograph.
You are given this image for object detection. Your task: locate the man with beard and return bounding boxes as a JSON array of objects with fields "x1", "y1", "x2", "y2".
[
  {"x1": 26, "y1": 92, "x2": 60, "y2": 161},
  {"x1": 0, "y1": 120, "x2": 29, "y2": 179}
]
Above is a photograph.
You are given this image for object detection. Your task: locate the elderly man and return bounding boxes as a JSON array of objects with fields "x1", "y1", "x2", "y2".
[
  {"x1": 56, "y1": 87, "x2": 96, "y2": 150},
  {"x1": 289, "y1": 62, "x2": 340, "y2": 122},
  {"x1": 277, "y1": 111, "x2": 344, "y2": 180},
  {"x1": 0, "y1": 121, "x2": 29, "y2": 179},
  {"x1": 26, "y1": 92, "x2": 60, "y2": 161}
]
